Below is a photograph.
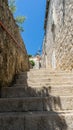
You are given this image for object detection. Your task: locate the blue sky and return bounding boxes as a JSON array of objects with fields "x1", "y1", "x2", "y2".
[{"x1": 15, "y1": 0, "x2": 46, "y2": 55}]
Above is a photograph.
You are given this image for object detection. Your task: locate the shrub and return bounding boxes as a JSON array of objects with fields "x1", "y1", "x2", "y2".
[{"x1": 29, "y1": 60, "x2": 35, "y2": 66}]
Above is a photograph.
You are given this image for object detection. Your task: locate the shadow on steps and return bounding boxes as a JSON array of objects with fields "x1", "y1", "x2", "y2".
[
  {"x1": 23, "y1": 86, "x2": 68, "y2": 130},
  {"x1": 19, "y1": 72, "x2": 68, "y2": 130},
  {"x1": 0, "y1": 71, "x2": 68, "y2": 130}
]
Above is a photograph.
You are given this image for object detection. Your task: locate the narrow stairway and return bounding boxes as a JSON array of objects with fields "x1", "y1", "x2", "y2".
[{"x1": 0, "y1": 68, "x2": 73, "y2": 130}]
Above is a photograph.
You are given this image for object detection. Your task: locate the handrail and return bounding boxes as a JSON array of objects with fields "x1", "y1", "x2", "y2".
[{"x1": 0, "y1": 21, "x2": 25, "y2": 54}]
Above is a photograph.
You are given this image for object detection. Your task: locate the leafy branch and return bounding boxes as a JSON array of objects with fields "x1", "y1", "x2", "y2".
[{"x1": 8, "y1": 0, "x2": 26, "y2": 32}]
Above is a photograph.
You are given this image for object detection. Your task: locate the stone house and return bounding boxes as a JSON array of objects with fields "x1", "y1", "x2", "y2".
[{"x1": 42, "y1": 0, "x2": 73, "y2": 71}]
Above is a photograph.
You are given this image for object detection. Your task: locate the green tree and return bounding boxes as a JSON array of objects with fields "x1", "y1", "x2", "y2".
[
  {"x1": 8, "y1": 0, "x2": 25, "y2": 32},
  {"x1": 15, "y1": 16, "x2": 26, "y2": 24},
  {"x1": 29, "y1": 60, "x2": 35, "y2": 67},
  {"x1": 9, "y1": 0, "x2": 16, "y2": 13}
]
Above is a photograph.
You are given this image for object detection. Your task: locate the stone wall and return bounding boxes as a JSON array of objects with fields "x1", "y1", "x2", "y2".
[
  {"x1": 42, "y1": 0, "x2": 73, "y2": 71},
  {"x1": 0, "y1": 0, "x2": 29, "y2": 87}
]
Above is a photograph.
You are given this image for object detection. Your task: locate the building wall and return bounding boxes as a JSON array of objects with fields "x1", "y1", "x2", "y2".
[
  {"x1": 0, "y1": 0, "x2": 29, "y2": 87},
  {"x1": 42, "y1": 0, "x2": 73, "y2": 71}
]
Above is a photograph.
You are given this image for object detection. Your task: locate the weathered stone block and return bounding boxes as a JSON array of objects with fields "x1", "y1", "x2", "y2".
[{"x1": 42, "y1": 0, "x2": 73, "y2": 71}]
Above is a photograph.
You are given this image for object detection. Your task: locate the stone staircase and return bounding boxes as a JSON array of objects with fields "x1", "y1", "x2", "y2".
[{"x1": 0, "y1": 68, "x2": 73, "y2": 130}]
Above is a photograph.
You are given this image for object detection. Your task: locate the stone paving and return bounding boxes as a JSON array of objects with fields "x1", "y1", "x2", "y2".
[{"x1": 0, "y1": 68, "x2": 73, "y2": 130}]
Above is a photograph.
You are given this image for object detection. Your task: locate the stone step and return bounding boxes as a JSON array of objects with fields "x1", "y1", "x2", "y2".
[
  {"x1": 0, "y1": 97, "x2": 43, "y2": 112},
  {"x1": 1, "y1": 85, "x2": 73, "y2": 98},
  {"x1": 20, "y1": 71, "x2": 73, "y2": 76},
  {"x1": 21, "y1": 70, "x2": 73, "y2": 76},
  {"x1": 17, "y1": 77, "x2": 73, "y2": 84},
  {"x1": 0, "y1": 111, "x2": 72, "y2": 130},
  {"x1": 17, "y1": 75, "x2": 73, "y2": 81},
  {"x1": 27, "y1": 77, "x2": 73, "y2": 82},
  {"x1": 28, "y1": 68, "x2": 72, "y2": 73},
  {"x1": 0, "y1": 96, "x2": 73, "y2": 112},
  {"x1": 15, "y1": 81, "x2": 73, "y2": 86},
  {"x1": 29, "y1": 68, "x2": 72, "y2": 73},
  {"x1": 25, "y1": 72, "x2": 73, "y2": 77},
  {"x1": 27, "y1": 81, "x2": 73, "y2": 86},
  {"x1": 15, "y1": 78, "x2": 73, "y2": 85}
]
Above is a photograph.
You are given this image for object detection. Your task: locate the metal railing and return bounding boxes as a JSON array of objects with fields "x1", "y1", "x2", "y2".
[{"x1": 0, "y1": 21, "x2": 25, "y2": 54}]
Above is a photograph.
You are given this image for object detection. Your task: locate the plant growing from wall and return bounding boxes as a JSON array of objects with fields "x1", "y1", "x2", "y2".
[
  {"x1": 29, "y1": 60, "x2": 35, "y2": 67},
  {"x1": 28, "y1": 54, "x2": 32, "y2": 58},
  {"x1": 8, "y1": 0, "x2": 26, "y2": 32}
]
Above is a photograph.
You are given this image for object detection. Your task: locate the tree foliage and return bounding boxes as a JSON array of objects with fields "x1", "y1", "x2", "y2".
[
  {"x1": 29, "y1": 60, "x2": 35, "y2": 67},
  {"x1": 9, "y1": 0, "x2": 16, "y2": 13},
  {"x1": 8, "y1": 0, "x2": 25, "y2": 32},
  {"x1": 15, "y1": 16, "x2": 26, "y2": 24}
]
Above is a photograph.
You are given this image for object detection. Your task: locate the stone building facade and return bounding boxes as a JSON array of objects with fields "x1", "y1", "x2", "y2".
[
  {"x1": 42, "y1": 0, "x2": 73, "y2": 71},
  {"x1": 0, "y1": 0, "x2": 29, "y2": 87}
]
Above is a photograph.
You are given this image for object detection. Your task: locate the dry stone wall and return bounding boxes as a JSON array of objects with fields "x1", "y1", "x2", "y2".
[
  {"x1": 42, "y1": 0, "x2": 73, "y2": 71},
  {"x1": 0, "y1": 0, "x2": 29, "y2": 87}
]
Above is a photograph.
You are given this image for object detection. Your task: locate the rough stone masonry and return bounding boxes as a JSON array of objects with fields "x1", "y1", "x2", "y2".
[
  {"x1": 0, "y1": 0, "x2": 29, "y2": 87},
  {"x1": 42, "y1": 0, "x2": 73, "y2": 71}
]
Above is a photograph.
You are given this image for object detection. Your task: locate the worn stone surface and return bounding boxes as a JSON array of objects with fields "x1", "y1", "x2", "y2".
[
  {"x1": 42, "y1": 0, "x2": 73, "y2": 71},
  {"x1": 0, "y1": 68, "x2": 73, "y2": 129},
  {"x1": 0, "y1": 96, "x2": 73, "y2": 112},
  {"x1": 0, "y1": 112, "x2": 69, "y2": 130},
  {"x1": 0, "y1": 0, "x2": 29, "y2": 87}
]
